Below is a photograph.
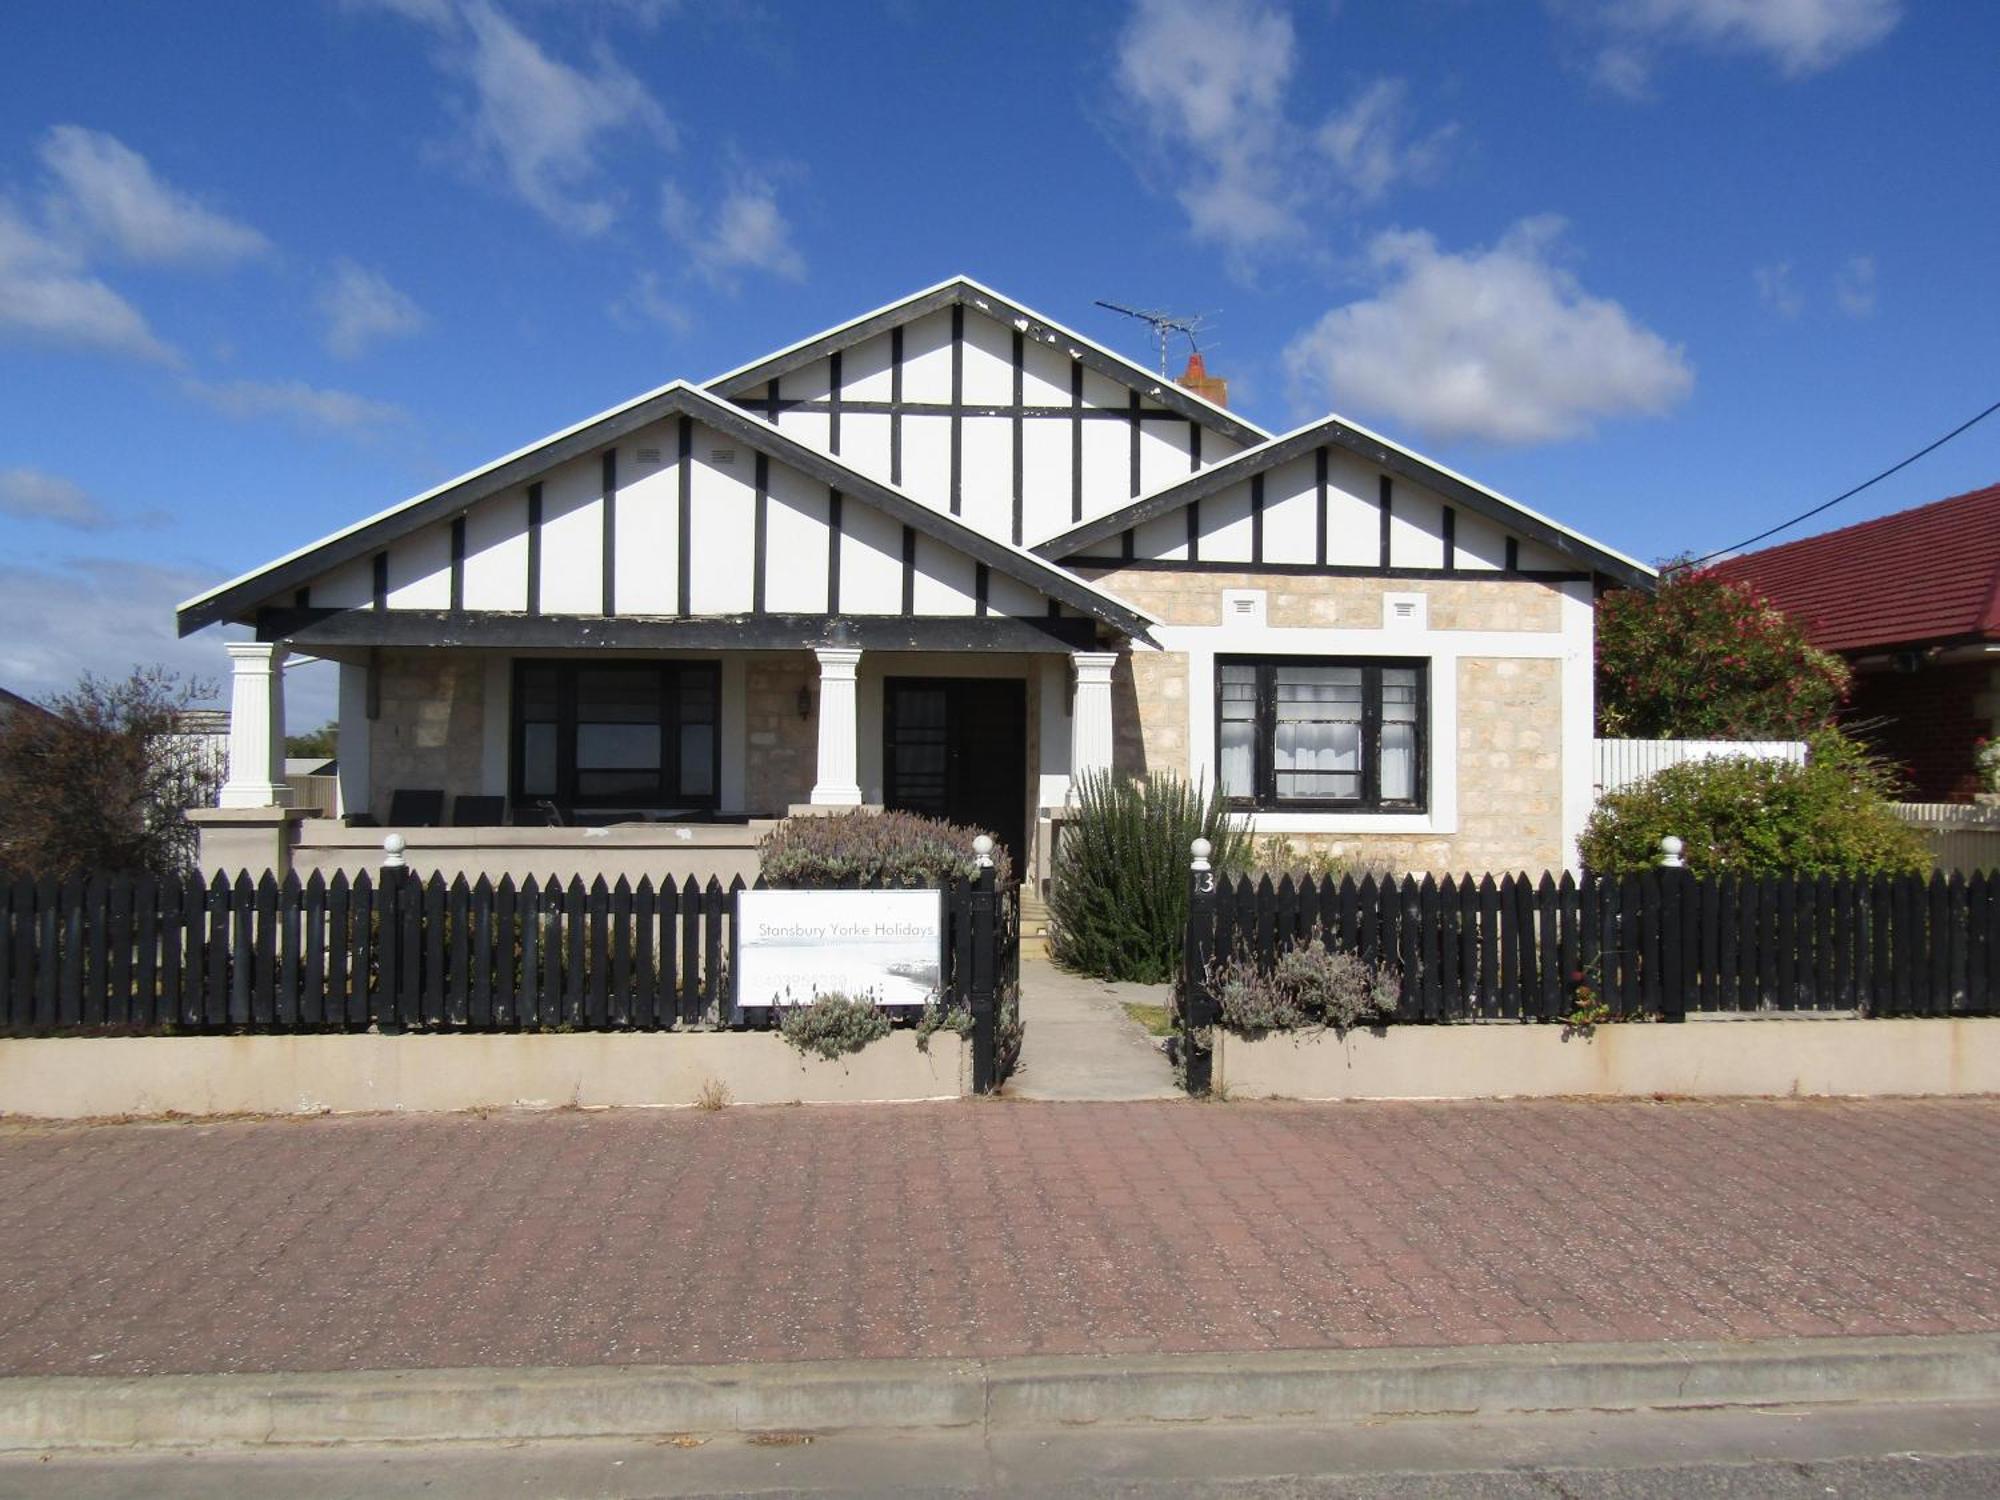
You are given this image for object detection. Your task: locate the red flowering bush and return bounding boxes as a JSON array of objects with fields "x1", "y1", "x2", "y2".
[{"x1": 1596, "y1": 559, "x2": 1849, "y2": 740}]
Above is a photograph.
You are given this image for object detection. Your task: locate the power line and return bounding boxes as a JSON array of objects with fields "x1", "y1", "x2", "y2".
[{"x1": 1690, "y1": 396, "x2": 2000, "y2": 565}]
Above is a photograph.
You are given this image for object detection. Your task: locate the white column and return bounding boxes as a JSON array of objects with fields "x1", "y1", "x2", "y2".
[
  {"x1": 219, "y1": 641, "x2": 292, "y2": 809},
  {"x1": 1070, "y1": 650, "x2": 1117, "y2": 795},
  {"x1": 808, "y1": 646, "x2": 864, "y2": 806}
]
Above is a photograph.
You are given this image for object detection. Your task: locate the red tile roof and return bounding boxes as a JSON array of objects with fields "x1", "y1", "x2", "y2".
[{"x1": 1705, "y1": 481, "x2": 2000, "y2": 654}]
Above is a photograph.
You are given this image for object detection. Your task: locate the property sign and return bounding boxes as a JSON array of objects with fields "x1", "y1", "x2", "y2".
[{"x1": 733, "y1": 889, "x2": 945, "y2": 1009}]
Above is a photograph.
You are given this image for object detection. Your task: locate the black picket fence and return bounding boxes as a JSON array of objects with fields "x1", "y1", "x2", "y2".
[
  {"x1": 0, "y1": 868, "x2": 1019, "y2": 1089},
  {"x1": 1180, "y1": 868, "x2": 2000, "y2": 1091}
]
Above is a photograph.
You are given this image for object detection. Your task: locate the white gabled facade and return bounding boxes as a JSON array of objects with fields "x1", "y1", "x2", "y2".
[{"x1": 181, "y1": 277, "x2": 1651, "y2": 880}]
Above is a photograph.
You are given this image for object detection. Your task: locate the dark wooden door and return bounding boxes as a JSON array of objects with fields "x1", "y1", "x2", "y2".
[{"x1": 883, "y1": 678, "x2": 1027, "y2": 867}]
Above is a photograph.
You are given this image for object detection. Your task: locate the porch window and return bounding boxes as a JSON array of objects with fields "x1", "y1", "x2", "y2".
[
  {"x1": 511, "y1": 660, "x2": 720, "y2": 814},
  {"x1": 1216, "y1": 657, "x2": 1426, "y2": 812}
]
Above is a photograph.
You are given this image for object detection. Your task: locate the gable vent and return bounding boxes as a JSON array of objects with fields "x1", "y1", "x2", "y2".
[
  {"x1": 636, "y1": 447, "x2": 662, "y2": 464},
  {"x1": 1383, "y1": 592, "x2": 1427, "y2": 631},
  {"x1": 1220, "y1": 588, "x2": 1267, "y2": 627},
  {"x1": 709, "y1": 447, "x2": 736, "y2": 465}
]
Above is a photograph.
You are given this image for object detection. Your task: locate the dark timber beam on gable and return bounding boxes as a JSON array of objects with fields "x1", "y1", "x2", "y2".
[
  {"x1": 256, "y1": 608, "x2": 1103, "y2": 654},
  {"x1": 179, "y1": 382, "x2": 1156, "y2": 642},
  {"x1": 705, "y1": 280, "x2": 1268, "y2": 448},
  {"x1": 1032, "y1": 416, "x2": 1654, "y2": 591}
]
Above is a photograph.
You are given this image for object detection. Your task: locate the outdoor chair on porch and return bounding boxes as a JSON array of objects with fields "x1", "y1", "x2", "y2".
[
  {"x1": 451, "y1": 795, "x2": 505, "y2": 827},
  {"x1": 386, "y1": 788, "x2": 445, "y2": 827}
]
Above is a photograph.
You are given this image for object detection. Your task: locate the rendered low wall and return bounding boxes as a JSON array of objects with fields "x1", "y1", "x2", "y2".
[
  {"x1": 0, "y1": 1031, "x2": 967, "y2": 1119},
  {"x1": 1216, "y1": 1016, "x2": 2000, "y2": 1101}
]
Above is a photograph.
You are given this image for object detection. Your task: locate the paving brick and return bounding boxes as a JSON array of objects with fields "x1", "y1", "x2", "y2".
[{"x1": 2, "y1": 1097, "x2": 1999, "y2": 1377}]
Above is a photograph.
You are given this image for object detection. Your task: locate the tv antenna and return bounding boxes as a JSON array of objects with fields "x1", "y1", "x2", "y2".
[{"x1": 1094, "y1": 300, "x2": 1211, "y2": 377}]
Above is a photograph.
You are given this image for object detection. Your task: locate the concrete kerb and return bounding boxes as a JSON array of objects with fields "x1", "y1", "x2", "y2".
[{"x1": 5, "y1": 1334, "x2": 1998, "y2": 1452}]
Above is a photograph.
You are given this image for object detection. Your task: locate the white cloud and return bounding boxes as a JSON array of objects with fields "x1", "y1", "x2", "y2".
[
  {"x1": 451, "y1": 0, "x2": 670, "y2": 233},
  {"x1": 317, "y1": 259, "x2": 428, "y2": 358},
  {"x1": 38, "y1": 126, "x2": 268, "y2": 265},
  {"x1": 182, "y1": 376, "x2": 408, "y2": 432},
  {"x1": 1284, "y1": 216, "x2": 1694, "y2": 445},
  {"x1": 661, "y1": 174, "x2": 804, "y2": 287},
  {"x1": 1833, "y1": 253, "x2": 1876, "y2": 317},
  {"x1": 1316, "y1": 78, "x2": 1455, "y2": 201},
  {"x1": 1754, "y1": 260, "x2": 1803, "y2": 317},
  {"x1": 1114, "y1": 0, "x2": 1303, "y2": 254},
  {"x1": 0, "y1": 468, "x2": 117, "y2": 530},
  {"x1": 0, "y1": 558, "x2": 235, "y2": 704},
  {"x1": 612, "y1": 268, "x2": 692, "y2": 334},
  {"x1": 0, "y1": 201, "x2": 178, "y2": 363},
  {"x1": 1575, "y1": 0, "x2": 1901, "y2": 94}
]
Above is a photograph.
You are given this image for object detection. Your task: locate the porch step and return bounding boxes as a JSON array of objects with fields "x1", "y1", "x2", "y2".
[{"x1": 1019, "y1": 892, "x2": 1053, "y2": 960}]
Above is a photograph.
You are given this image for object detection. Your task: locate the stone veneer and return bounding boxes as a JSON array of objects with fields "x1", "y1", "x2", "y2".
[
  {"x1": 745, "y1": 651, "x2": 818, "y2": 814},
  {"x1": 1087, "y1": 566, "x2": 1573, "y2": 875},
  {"x1": 366, "y1": 649, "x2": 487, "y2": 823},
  {"x1": 1082, "y1": 567, "x2": 1567, "y2": 633}
]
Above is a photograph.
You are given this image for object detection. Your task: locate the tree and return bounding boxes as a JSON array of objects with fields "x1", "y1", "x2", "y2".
[
  {"x1": 1578, "y1": 731, "x2": 1929, "y2": 878},
  {"x1": 1596, "y1": 560, "x2": 1849, "y2": 740},
  {"x1": 0, "y1": 668, "x2": 223, "y2": 879},
  {"x1": 286, "y1": 720, "x2": 338, "y2": 759}
]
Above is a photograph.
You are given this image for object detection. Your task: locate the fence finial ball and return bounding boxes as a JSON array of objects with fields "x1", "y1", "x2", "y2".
[
  {"x1": 382, "y1": 832, "x2": 407, "y2": 869},
  {"x1": 1191, "y1": 837, "x2": 1213, "y2": 871},
  {"x1": 1659, "y1": 835, "x2": 1685, "y2": 869},
  {"x1": 972, "y1": 834, "x2": 995, "y2": 869}
]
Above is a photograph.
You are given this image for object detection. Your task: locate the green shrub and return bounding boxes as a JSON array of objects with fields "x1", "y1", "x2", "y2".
[
  {"x1": 1210, "y1": 929, "x2": 1401, "y2": 1035},
  {"x1": 759, "y1": 809, "x2": 1012, "y2": 888},
  {"x1": 1578, "y1": 731, "x2": 1930, "y2": 878},
  {"x1": 778, "y1": 992, "x2": 892, "y2": 1060},
  {"x1": 1048, "y1": 770, "x2": 1250, "y2": 983}
]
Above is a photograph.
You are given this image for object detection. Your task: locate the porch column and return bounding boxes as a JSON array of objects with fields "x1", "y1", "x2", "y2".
[
  {"x1": 808, "y1": 646, "x2": 864, "y2": 806},
  {"x1": 218, "y1": 641, "x2": 292, "y2": 808},
  {"x1": 1070, "y1": 650, "x2": 1117, "y2": 795}
]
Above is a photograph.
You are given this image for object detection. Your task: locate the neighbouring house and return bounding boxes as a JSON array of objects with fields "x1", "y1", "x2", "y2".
[
  {"x1": 1707, "y1": 482, "x2": 2000, "y2": 802},
  {"x1": 0, "y1": 688, "x2": 55, "y2": 727},
  {"x1": 177, "y1": 276, "x2": 1653, "y2": 884}
]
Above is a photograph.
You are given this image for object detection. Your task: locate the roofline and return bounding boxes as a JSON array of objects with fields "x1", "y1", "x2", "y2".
[
  {"x1": 1031, "y1": 409, "x2": 1657, "y2": 589},
  {"x1": 701, "y1": 274, "x2": 1272, "y2": 449},
  {"x1": 177, "y1": 381, "x2": 1157, "y2": 641}
]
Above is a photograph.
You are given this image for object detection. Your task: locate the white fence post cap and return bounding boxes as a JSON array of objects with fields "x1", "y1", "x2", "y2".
[
  {"x1": 382, "y1": 832, "x2": 407, "y2": 869},
  {"x1": 972, "y1": 834, "x2": 994, "y2": 869},
  {"x1": 1659, "y1": 835, "x2": 1684, "y2": 868},
  {"x1": 1191, "y1": 837, "x2": 1212, "y2": 871}
]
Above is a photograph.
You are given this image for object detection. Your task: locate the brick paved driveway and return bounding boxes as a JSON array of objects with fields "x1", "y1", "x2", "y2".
[{"x1": 2, "y1": 1098, "x2": 1997, "y2": 1377}]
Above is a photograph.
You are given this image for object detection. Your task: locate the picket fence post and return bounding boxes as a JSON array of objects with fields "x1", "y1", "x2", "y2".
[
  {"x1": 1183, "y1": 837, "x2": 1218, "y2": 1096},
  {"x1": 968, "y1": 834, "x2": 998, "y2": 1094}
]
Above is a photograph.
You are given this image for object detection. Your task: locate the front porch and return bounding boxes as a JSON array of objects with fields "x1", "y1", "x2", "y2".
[{"x1": 199, "y1": 634, "x2": 1119, "y2": 889}]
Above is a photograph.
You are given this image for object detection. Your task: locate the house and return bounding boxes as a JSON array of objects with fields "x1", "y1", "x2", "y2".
[
  {"x1": 0, "y1": 688, "x2": 55, "y2": 727},
  {"x1": 1707, "y1": 482, "x2": 2000, "y2": 802},
  {"x1": 177, "y1": 276, "x2": 1652, "y2": 883}
]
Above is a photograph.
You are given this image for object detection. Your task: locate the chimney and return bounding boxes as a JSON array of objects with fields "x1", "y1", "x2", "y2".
[{"x1": 1176, "y1": 351, "x2": 1227, "y2": 409}]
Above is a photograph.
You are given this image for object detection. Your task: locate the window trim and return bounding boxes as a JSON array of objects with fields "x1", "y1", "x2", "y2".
[
  {"x1": 510, "y1": 658, "x2": 722, "y2": 816},
  {"x1": 1214, "y1": 655, "x2": 1428, "y2": 813}
]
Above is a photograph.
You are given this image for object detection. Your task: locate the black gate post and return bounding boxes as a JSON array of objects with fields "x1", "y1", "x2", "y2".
[
  {"x1": 969, "y1": 835, "x2": 998, "y2": 1094},
  {"x1": 1659, "y1": 835, "x2": 1689, "y2": 1022},
  {"x1": 1183, "y1": 837, "x2": 1218, "y2": 1095},
  {"x1": 374, "y1": 834, "x2": 407, "y2": 1031}
]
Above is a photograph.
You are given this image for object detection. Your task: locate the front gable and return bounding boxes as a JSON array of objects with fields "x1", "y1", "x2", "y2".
[
  {"x1": 178, "y1": 383, "x2": 1153, "y2": 649},
  {"x1": 1033, "y1": 413, "x2": 1654, "y2": 589},
  {"x1": 705, "y1": 277, "x2": 1269, "y2": 548}
]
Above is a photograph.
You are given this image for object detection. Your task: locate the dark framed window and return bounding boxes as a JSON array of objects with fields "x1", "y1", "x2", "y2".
[
  {"x1": 511, "y1": 659, "x2": 720, "y2": 813},
  {"x1": 1216, "y1": 657, "x2": 1427, "y2": 812}
]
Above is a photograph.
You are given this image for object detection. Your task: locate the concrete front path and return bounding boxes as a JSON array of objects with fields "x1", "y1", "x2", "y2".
[{"x1": 1008, "y1": 957, "x2": 1181, "y2": 1100}]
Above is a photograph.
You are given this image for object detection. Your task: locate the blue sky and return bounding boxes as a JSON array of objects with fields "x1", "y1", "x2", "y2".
[{"x1": 2, "y1": 0, "x2": 1995, "y2": 725}]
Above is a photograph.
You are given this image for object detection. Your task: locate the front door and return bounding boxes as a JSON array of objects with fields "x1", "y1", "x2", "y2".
[{"x1": 883, "y1": 678, "x2": 1027, "y2": 869}]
